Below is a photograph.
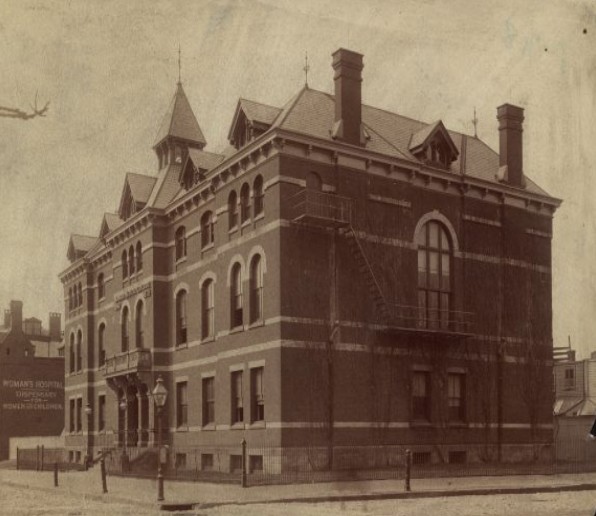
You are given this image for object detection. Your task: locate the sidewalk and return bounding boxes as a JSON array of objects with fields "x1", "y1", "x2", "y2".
[{"x1": 1, "y1": 467, "x2": 595, "y2": 510}]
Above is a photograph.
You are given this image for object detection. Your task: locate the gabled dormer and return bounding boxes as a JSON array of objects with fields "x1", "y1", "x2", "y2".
[
  {"x1": 99, "y1": 213, "x2": 122, "y2": 239},
  {"x1": 179, "y1": 148, "x2": 225, "y2": 190},
  {"x1": 409, "y1": 120, "x2": 459, "y2": 169},
  {"x1": 153, "y1": 82, "x2": 206, "y2": 171},
  {"x1": 67, "y1": 234, "x2": 97, "y2": 263},
  {"x1": 118, "y1": 173, "x2": 157, "y2": 220},
  {"x1": 228, "y1": 98, "x2": 281, "y2": 150}
]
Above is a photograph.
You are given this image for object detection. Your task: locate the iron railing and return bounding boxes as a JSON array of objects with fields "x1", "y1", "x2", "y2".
[
  {"x1": 291, "y1": 189, "x2": 352, "y2": 226},
  {"x1": 103, "y1": 348, "x2": 151, "y2": 377}
]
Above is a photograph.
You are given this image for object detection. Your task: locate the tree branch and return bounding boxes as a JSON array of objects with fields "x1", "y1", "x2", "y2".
[{"x1": 0, "y1": 94, "x2": 49, "y2": 120}]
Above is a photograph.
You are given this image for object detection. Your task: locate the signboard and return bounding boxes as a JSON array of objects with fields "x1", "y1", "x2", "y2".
[{"x1": 1, "y1": 378, "x2": 63, "y2": 411}]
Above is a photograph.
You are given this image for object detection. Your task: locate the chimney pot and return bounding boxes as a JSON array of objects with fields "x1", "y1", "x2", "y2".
[
  {"x1": 497, "y1": 103, "x2": 525, "y2": 187},
  {"x1": 332, "y1": 48, "x2": 364, "y2": 146}
]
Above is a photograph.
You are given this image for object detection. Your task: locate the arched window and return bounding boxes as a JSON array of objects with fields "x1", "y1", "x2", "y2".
[
  {"x1": 121, "y1": 306, "x2": 129, "y2": 352},
  {"x1": 201, "y1": 211, "x2": 214, "y2": 249},
  {"x1": 122, "y1": 250, "x2": 128, "y2": 279},
  {"x1": 240, "y1": 183, "x2": 250, "y2": 224},
  {"x1": 72, "y1": 285, "x2": 77, "y2": 309},
  {"x1": 98, "y1": 323, "x2": 106, "y2": 367},
  {"x1": 77, "y1": 283, "x2": 83, "y2": 308},
  {"x1": 417, "y1": 221, "x2": 452, "y2": 329},
  {"x1": 68, "y1": 287, "x2": 73, "y2": 311},
  {"x1": 135, "y1": 300, "x2": 144, "y2": 348},
  {"x1": 306, "y1": 171, "x2": 322, "y2": 191},
  {"x1": 230, "y1": 263, "x2": 243, "y2": 328},
  {"x1": 201, "y1": 279, "x2": 214, "y2": 340},
  {"x1": 136, "y1": 241, "x2": 143, "y2": 271},
  {"x1": 129, "y1": 245, "x2": 135, "y2": 275},
  {"x1": 76, "y1": 330, "x2": 82, "y2": 372},
  {"x1": 176, "y1": 290, "x2": 187, "y2": 345},
  {"x1": 69, "y1": 333, "x2": 75, "y2": 373},
  {"x1": 249, "y1": 255, "x2": 263, "y2": 323},
  {"x1": 253, "y1": 175, "x2": 264, "y2": 216},
  {"x1": 175, "y1": 226, "x2": 186, "y2": 261},
  {"x1": 228, "y1": 190, "x2": 238, "y2": 230},
  {"x1": 97, "y1": 273, "x2": 105, "y2": 300}
]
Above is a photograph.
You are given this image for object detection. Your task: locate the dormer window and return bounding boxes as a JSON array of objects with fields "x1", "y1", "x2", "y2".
[{"x1": 409, "y1": 120, "x2": 459, "y2": 171}]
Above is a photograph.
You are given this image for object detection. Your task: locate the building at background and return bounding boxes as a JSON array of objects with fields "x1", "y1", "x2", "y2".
[
  {"x1": 60, "y1": 48, "x2": 560, "y2": 472},
  {"x1": 0, "y1": 300, "x2": 64, "y2": 460},
  {"x1": 553, "y1": 348, "x2": 596, "y2": 462}
]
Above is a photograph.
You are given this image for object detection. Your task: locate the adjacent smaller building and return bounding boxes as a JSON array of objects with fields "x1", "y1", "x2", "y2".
[
  {"x1": 0, "y1": 301, "x2": 64, "y2": 460},
  {"x1": 553, "y1": 348, "x2": 596, "y2": 462}
]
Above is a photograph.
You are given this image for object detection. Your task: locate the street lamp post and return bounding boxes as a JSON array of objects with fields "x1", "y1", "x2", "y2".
[
  {"x1": 84, "y1": 403, "x2": 92, "y2": 470},
  {"x1": 152, "y1": 376, "x2": 168, "y2": 502}
]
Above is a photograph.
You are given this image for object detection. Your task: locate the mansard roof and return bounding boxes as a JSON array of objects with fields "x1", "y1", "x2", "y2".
[{"x1": 153, "y1": 82, "x2": 206, "y2": 148}]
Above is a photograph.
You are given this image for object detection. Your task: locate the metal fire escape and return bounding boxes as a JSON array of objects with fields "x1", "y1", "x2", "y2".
[{"x1": 291, "y1": 188, "x2": 474, "y2": 338}]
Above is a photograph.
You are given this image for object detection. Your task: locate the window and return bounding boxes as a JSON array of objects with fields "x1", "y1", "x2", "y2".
[
  {"x1": 128, "y1": 245, "x2": 135, "y2": 275},
  {"x1": 135, "y1": 301, "x2": 144, "y2": 348},
  {"x1": 98, "y1": 324, "x2": 106, "y2": 367},
  {"x1": 69, "y1": 333, "x2": 75, "y2": 373},
  {"x1": 448, "y1": 373, "x2": 466, "y2": 422},
  {"x1": 251, "y1": 367, "x2": 264, "y2": 422},
  {"x1": 202, "y1": 377, "x2": 215, "y2": 426},
  {"x1": 201, "y1": 454, "x2": 214, "y2": 471},
  {"x1": 68, "y1": 287, "x2": 73, "y2": 311},
  {"x1": 449, "y1": 451, "x2": 466, "y2": 464},
  {"x1": 231, "y1": 370, "x2": 244, "y2": 424},
  {"x1": 253, "y1": 175, "x2": 264, "y2": 216},
  {"x1": 249, "y1": 455, "x2": 263, "y2": 473},
  {"x1": 201, "y1": 279, "x2": 214, "y2": 340},
  {"x1": 136, "y1": 241, "x2": 143, "y2": 271},
  {"x1": 76, "y1": 398, "x2": 82, "y2": 432},
  {"x1": 564, "y1": 367, "x2": 576, "y2": 390},
  {"x1": 122, "y1": 250, "x2": 128, "y2": 279},
  {"x1": 228, "y1": 190, "x2": 238, "y2": 230},
  {"x1": 412, "y1": 451, "x2": 432, "y2": 465},
  {"x1": 121, "y1": 306, "x2": 129, "y2": 352},
  {"x1": 249, "y1": 255, "x2": 263, "y2": 323},
  {"x1": 76, "y1": 330, "x2": 82, "y2": 372},
  {"x1": 77, "y1": 283, "x2": 83, "y2": 308},
  {"x1": 230, "y1": 454, "x2": 243, "y2": 473},
  {"x1": 230, "y1": 263, "x2": 243, "y2": 328},
  {"x1": 417, "y1": 221, "x2": 452, "y2": 329},
  {"x1": 240, "y1": 183, "x2": 250, "y2": 224},
  {"x1": 175, "y1": 226, "x2": 186, "y2": 261},
  {"x1": 98, "y1": 395, "x2": 106, "y2": 432},
  {"x1": 412, "y1": 371, "x2": 431, "y2": 421},
  {"x1": 201, "y1": 211, "x2": 214, "y2": 249},
  {"x1": 175, "y1": 453, "x2": 187, "y2": 469},
  {"x1": 69, "y1": 399, "x2": 75, "y2": 432},
  {"x1": 97, "y1": 273, "x2": 105, "y2": 300},
  {"x1": 176, "y1": 381, "x2": 188, "y2": 427},
  {"x1": 176, "y1": 290, "x2": 187, "y2": 345}
]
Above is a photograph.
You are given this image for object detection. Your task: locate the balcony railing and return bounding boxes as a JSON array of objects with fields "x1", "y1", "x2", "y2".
[
  {"x1": 291, "y1": 189, "x2": 352, "y2": 226},
  {"x1": 385, "y1": 304, "x2": 474, "y2": 337},
  {"x1": 104, "y1": 348, "x2": 152, "y2": 378}
]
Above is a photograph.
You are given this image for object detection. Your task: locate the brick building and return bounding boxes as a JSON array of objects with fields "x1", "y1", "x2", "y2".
[
  {"x1": 60, "y1": 48, "x2": 560, "y2": 471},
  {"x1": 0, "y1": 300, "x2": 64, "y2": 460}
]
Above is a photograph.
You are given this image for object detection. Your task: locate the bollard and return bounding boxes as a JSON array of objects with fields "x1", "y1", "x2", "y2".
[
  {"x1": 241, "y1": 439, "x2": 247, "y2": 488},
  {"x1": 100, "y1": 457, "x2": 108, "y2": 494},
  {"x1": 54, "y1": 462, "x2": 58, "y2": 487},
  {"x1": 405, "y1": 449, "x2": 412, "y2": 492}
]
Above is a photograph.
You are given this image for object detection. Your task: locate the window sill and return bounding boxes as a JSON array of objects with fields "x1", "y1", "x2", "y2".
[
  {"x1": 254, "y1": 213, "x2": 264, "y2": 222},
  {"x1": 230, "y1": 422, "x2": 246, "y2": 430},
  {"x1": 201, "y1": 243, "x2": 215, "y2": 253},
  {"x1": 248, "y1": 319, "x2": 265, "y2": 329},
  {"x1": 240, "y1": 219, "x2": 251, "y2": 229},
  {"x1": 410, "y1": 420, "x2": 433, "y2": 428},
  {"x1": 176, "y1": 425, "x2": 189, "y2": 432},
  {"x1": 175, "y1": 257, "x2": 187, "y2": 267},
  {"x1": 202, "y1": 423, "x2": 216, "y2": 431},
  {"x1": 201, "y1": 336, "x2": 215, "y2": 344},
  {"x1": 229, "y1": 326, "x2": 244, "y2": 334},
  {"x1": 228, "y1": 226, "x2": 238, "y2": 235},
  {"x1": 175, "y1": 343, "x2": 189, "y2": 350},
  {"x1": 249, "y1": 420, "x2": 265, "y2": 429},
  {"x1": 448, "y1": 421, "x2": 468, "y2": 428}
]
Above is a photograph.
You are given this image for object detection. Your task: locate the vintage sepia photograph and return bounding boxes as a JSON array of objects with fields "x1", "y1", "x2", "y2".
[{"x1": 0, "y1": 0, "x2": 595, "y2": 514}]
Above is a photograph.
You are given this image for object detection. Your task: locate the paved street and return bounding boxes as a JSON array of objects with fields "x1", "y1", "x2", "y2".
[{"x1": 1, "y1": 481, "x2": 595, "y2": 516}]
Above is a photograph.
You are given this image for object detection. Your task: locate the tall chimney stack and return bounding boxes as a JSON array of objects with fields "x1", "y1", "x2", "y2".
[
  {"x1": 49, "y1": 312, "x2": 62, "y2": 341},
  {"x1": 9, "y1": 300, "x2": 23, "y2": 333},
  {"x1": 331, "y1": 48, "x2": 364, "y2": 146},
  {"x1": 497, "y1": 103, "x2": 525, "y2": 187}
]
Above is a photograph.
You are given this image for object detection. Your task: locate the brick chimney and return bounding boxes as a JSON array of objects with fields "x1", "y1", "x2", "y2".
[
  {"x1": 49, "y1": 312, "x2": 62, "y2": 341},
  {"x1": 331, "y1": 48, "x2": 364, "y2": 146},
  {"x1": 9, "y1": 300, "x2": 23, "y2": 333},
  {"x1": 496, "y1": 103, "x2": 525, "y2": 187}
]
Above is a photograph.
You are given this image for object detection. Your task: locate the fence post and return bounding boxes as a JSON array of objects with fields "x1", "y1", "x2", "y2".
[
  {"x1": 241, "y1": 439, "x2": 247, "y2": 488},
  {"x1": 405, "y1": 449, "x2": 412, "y2": 492},
  {"x1": 54, "y1": 462, "x2": 58, "y2": 487},
  {"x1": 100, "y1": 457, "x2": 108, "y2": 494},
  {"x1": 41, "y1": 445, "x2": 45, "y2": 471},
  {"x1": 16, "y1": 447, "x2": 19, "y2": 470},
  {"x1": 36, "y1": 445, "x2": 40, "y2": 471}
]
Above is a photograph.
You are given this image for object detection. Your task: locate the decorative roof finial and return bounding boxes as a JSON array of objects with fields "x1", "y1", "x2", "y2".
[
  {"x1": 303, "y1": 51, "x2": 310, "y2": 88},
  {"x1": 178, "y1": 44, "x2": 182, "y2": 84},
  {"x1": 472, "y1": 107, "x2": 478, "y2": 138}
]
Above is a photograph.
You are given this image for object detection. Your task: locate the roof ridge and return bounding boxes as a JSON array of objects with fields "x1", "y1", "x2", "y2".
[{"x1": 239, "y1": 97, "x2": 281, "y2": 110}]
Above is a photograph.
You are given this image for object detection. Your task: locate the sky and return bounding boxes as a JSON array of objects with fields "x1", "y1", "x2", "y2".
[{"x1": 0, "y1": 0, "x2": 594, "y2": 356}]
